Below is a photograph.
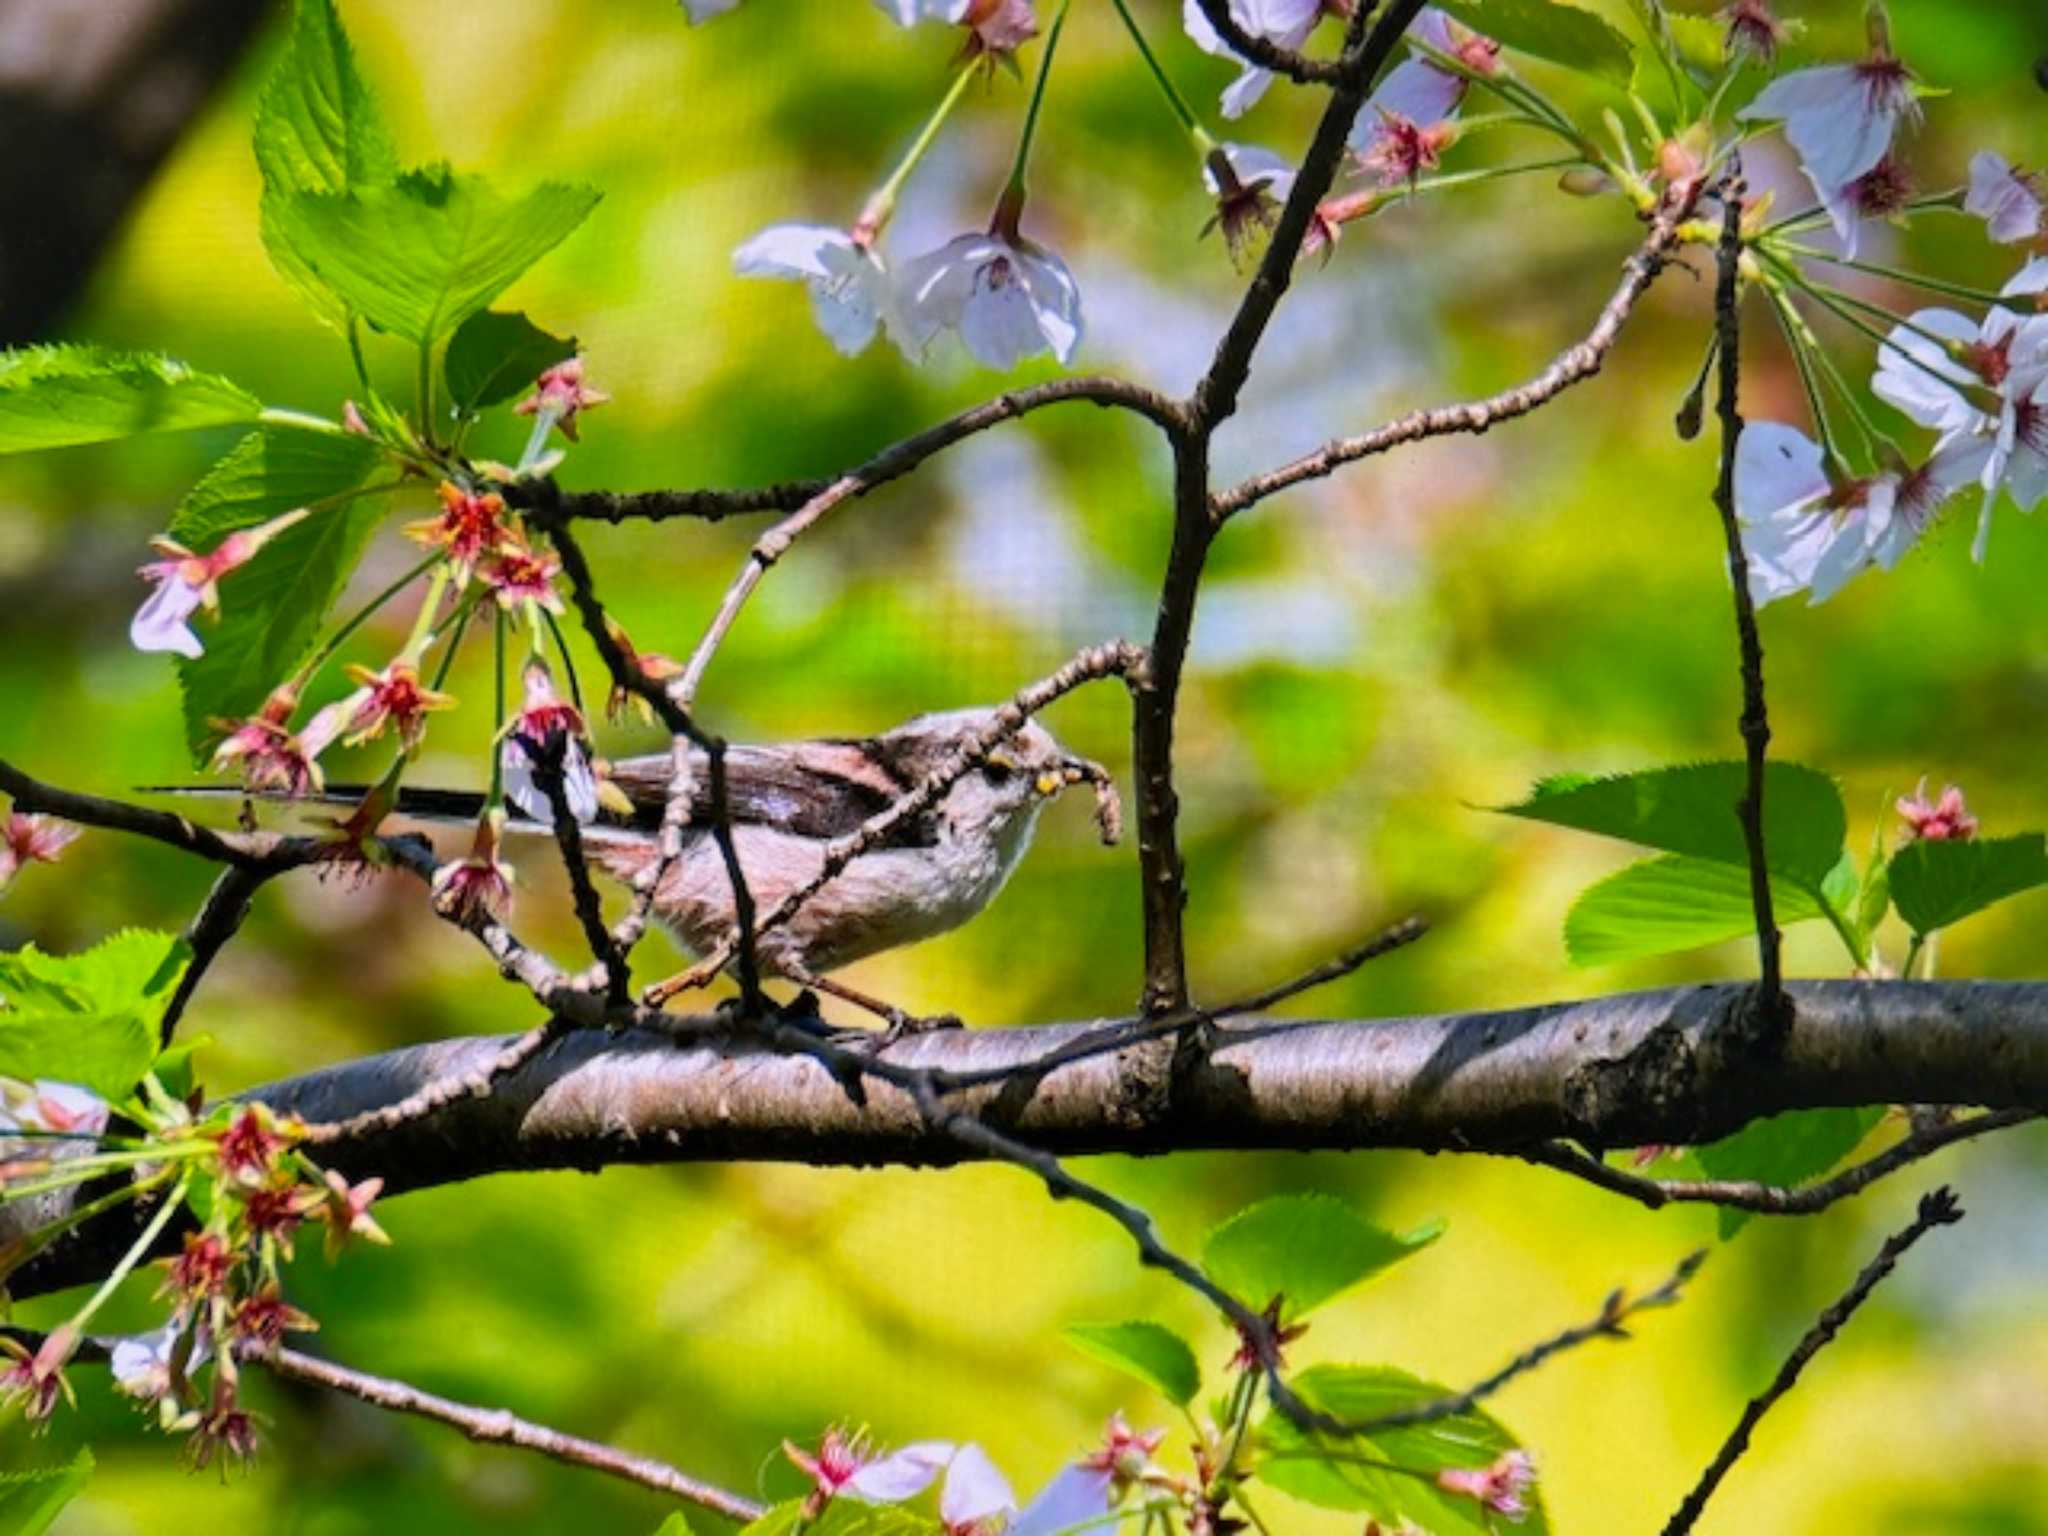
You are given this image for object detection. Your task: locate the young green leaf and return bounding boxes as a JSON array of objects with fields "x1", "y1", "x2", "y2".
[
  {"x1": 1564, "y1": 853, "x2": 1827, "y2": 967},
  {"x1": 253, "y1": 0, "x2": 399, "y2": 196},
  {"x1": 1435, "y1": 0, "x2": 1635, "y2": 85},
  {"x1": 1888, "y1": 833, "x2": 2048, "y2": 936},
  {"x1": 0, "y1": 932, "x2": 191, "y2": 1098},
  {"x1": 1203, "y1": 1195, "x2": 1443, "y2": 1324},
  {"x1": 0, "y1": 1447, "x2": 94, "y2": 1536},
  {"x1": 1064, "y1": 1320, "x2": 1202, "y2": 1407},
  {"x1": 1257, "y1": 1364, "x2": 1544, "y2": 1533},
  {"x1": 174, "y1": 497, "x2": 391, "y2": 761},
  {"x1": 274, "y1": 168, "x2": 601, "y2": 347},
  {"x1": 1497, "y1": 761, "x2": 1848, "y2": 889},
  {"x1": 1695, "y1": 1107, "x2": 1884, "y2": 1239},
  {"x1": 0, "y1": 346, "x2": 262, "y2": 455},
  {"x1": 445, "y1": 311, "x2": 578, "y2": 415},
  {"x1": 168, "y1": 425, "x2": 382, "y2": 548}
]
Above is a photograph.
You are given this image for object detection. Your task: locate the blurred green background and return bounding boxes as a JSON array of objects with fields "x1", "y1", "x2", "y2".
[{"x1": 3, "y1": 0, "x2": 2047, "y2": 1531}]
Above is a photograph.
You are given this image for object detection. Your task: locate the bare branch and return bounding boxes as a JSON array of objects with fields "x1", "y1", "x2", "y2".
[
  {"x1": 1658, "y1": 1187, "x2": 1965, "y2": 1536},
  {"x1": 1210, "y1": 191, "x2": 1696, "y2": 519},
  {"x1": 1519, "y1": 1107, "x2": 2038, "y2": 1215},
  {"x1": 264, "y1": 1347, "x2": 766, "y2": 1525}
]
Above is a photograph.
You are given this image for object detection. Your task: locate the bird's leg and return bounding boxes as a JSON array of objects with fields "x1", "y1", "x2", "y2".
[{"x1": 778, "y1": 962, "x2": 962, "y2": 1045}]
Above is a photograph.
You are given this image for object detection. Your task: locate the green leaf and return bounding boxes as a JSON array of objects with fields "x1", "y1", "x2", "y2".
[
  {"x1": 1564, "y1": 853, "x2": 1827, "y2": 967},
  {"x1": 274, "y1": 167, "x2": 600, "y2": 347},
  {"x1": 168, "y1": 425, "x2": 382, "y2": 548},
  {"x1": 1435, "y1": 0, "x2": 1635, "y2": 85},
  {"x1": 0, "y1": 346, "x2": 262, "y2": 455},
  {"x1": 1203, "y1": 1195, "x2": 1443, "y2": 1324},
  {"x1": 739, "y1": 1501, "x2": 938, "y2": 1536},
  {"x1": 175, "y1": 496, "x2": 391, "y2": 761},
  {"x1": 0, "y1": 1447, "x2": 93, "y2": 1536},
  {"x1": 444, "y1": 310, "x2": 577, "y2": 415},
  {"x1": 1065, "y1": 1320, "x2": 1202, "y2": 1406},
  {"x1": 1888, "y1": 833, "x2": 2048, "y2": 936},
  {"x1": 1696, "y1": 1107, "x2": 1884, "y2": 1239},
  {"x1": 253, "y1": 0, "x2": 398, "y2": 196},
  {"x1": 1258, "y1": 1365, "x2": 1545, "y2": 1533},
  {"x1": 0, "y1": 932, "x2": 191, "y2": 1098},
  {"x1": 1497, "y1": 761, "x2": 1848, "y2": 889}
]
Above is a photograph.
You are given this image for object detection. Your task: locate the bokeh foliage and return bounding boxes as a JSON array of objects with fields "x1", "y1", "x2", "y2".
[{"x1": 2, "y1": 1, "x2": 2046, "y2": 1531}]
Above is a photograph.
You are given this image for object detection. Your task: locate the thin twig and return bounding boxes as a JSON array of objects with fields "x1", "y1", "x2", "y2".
[
  {"x1": 1211, "y1": 187, "x2": 1697, "y2": 519},
  {"x1": 158, "y1": 863, "x2": 272, "y2": 1048},
  {"x1": 1709, "y1": 167, "x2": 1784, "y2": 1017},
  {"x1": 1658, "y1": 1187, "x2": 1965, "y2": 1536},
  {"x1": 1519, "y1": 1109, "x2": 2037, "y2": 1216},
  {"x1": 264, "y1": 1347, "x2": 765, "y2": 1524}
]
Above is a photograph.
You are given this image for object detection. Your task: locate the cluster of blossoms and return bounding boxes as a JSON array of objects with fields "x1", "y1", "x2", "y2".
[{"x1": 0, "y1": 1096, "x2": 386, "y2": 1466}]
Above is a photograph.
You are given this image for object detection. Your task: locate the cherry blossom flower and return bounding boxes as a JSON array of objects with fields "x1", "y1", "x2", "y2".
[
  {"x1": 430, "y1": 813, "x2": 515, "y2": 927},
  {"x1": 1897, "y1": 779, "x2": 1978, "y2": 842},
  {"x1": 1809, "y1": 150, "x2": 1914, "y2": 258},
  {"x1": 602, "y1": 616, "x2": 685, "y2": 724},
  {"x1": 513, "y1": 357, "x2": 610, "y2": 442},
  {"x1": 501, "y1": 660, "x2": 600, "y2": 826},
  {"x1": 481, "y1": 546, "x2": 566, "y2": 615},
  {"x1": 1967, "y1": 151, "x2": 2044, "y2": 245},
  {"x1": 131, "y1": 508, "x2": 309, "y2": 658},
  {"x1": 342, "y1": 661, "x2": 454, "y2": 750},
  {"x1": 784, "y1": 1429, "x2": 953, "y2": 1519},
  {"x1": 938, "y1": 1445, "x2": 1018, "y2": 1536},
  {"x1": 1437, "y1": 1450, "x2": 1536, "y2": 1520},
  {"x1": 1871, "y1": 260, "x2": 2048, "y2": 556},
  {"x1": 0, "y1": 811, "x2": 79, "y2": 895},
  {"x1": 1738, "y1": 10, "x2": 1918, "y2": 193},
  {"x1": 1347, "y1": 8, "x2": 1492, "y2": 162},
  {"x1": 319, "y1": 1170, "x2": 390, "y2": 1259},
  {"x1": 405, "y1": 483, "x2": 521, "y2": 580},
  {"x1": 0, "y1": 1325, "x2": 77, "y2": 1425},
  {"x1": 1203, "y1": 143, "x2": 1295, "y2": 268},
  {"x1": 735, "y1": 224, "x2": 898, "y2": 356},
  {"x1": 899, "y1": 223, "x2": 1083, "y2": 370},
  {"x1": 1182, "y1": 0, "x2": 1330, "y2": 119},
  {"x1": 1720, "y1": 0, "x2": 1785, "y2": 63},
  {"x1": 229, "y1": 1285, "x2": 318, "y2": 1358},
  {"x1": 211, "y1": 685, "x2": 348, "y2": 798}
]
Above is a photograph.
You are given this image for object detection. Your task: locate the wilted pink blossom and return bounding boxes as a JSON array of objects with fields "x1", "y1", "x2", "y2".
[
  {"x1": 131, "y1": 508, "x2": 308, "y2": 658},
  {"x1": 1897, "y1": 780, "x2": 1978, "y2": 842}
]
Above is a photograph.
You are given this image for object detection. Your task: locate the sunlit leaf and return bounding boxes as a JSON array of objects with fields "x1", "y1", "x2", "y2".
[
  {"x1": 1065, "y1": 1320, "x2": 1202, "y2": 1406},
  {"x1": 168, "y1": 425, "x2": 382, "y2": 548},
  {"x1": 1436, "y1": 0, "x2": 1635, "y2": 85},
  {"x1": 1888, "y1": 833, "x2": 2048, "y2": 936},
  {"x1": 1696, "y1": 1107, "x2": 1884, "y2": 1239},
  {"x1": 0, "y1": 346, "x2": 261, "y2": 455},
  {"x1": 1497, "y1": 761, "x2": 1847, "y2": 889},
  {"x1": 0, "y1": 1447, "x2": 94, "y2": 1536},
  {"x1": 0, "y1": 932, "x2": 190, "y2": 1098},
  {"x1": 1203, "y1": 1195, "x2": 1443, "y2": 1323},
  {"x1": 274, "y1": 167, "x2": 600, "y2": 347},
  {"x1": 1258, "y1": 1364, "x2": 1545, "y2": 1533}
]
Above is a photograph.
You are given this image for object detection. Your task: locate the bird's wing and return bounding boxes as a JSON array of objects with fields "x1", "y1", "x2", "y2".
[{"x1": 604, "y1": 741, "x2": 941, "y2": 846}]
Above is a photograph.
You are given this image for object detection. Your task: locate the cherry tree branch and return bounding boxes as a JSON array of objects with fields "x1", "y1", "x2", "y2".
[
  {"x1": 1657, "y1": 1187, "x2": 1965, "y2": 1536},
  {"x1": 262, "y1": 1348, "x2": 766, "y2": 1524}
]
